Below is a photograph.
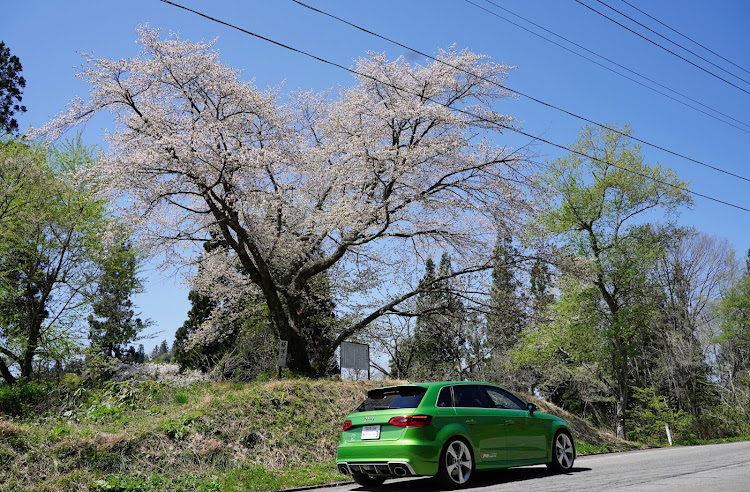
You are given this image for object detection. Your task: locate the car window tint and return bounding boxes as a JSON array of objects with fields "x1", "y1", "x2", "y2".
[
  {"x1": 355, "y1": 386, "x2": 427, "y2": 412},
  {"x1": 453, "y1": 385, "x2": 492, "y2": 408},
  {"x1": 483, "y1": 386, "x2": 526, "y2": 410},
  {"x1": 436, "y1": 386, "x2": 453, "y2": 407}
]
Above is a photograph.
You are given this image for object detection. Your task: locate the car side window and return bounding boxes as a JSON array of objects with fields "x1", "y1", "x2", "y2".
[
  {"x1": 436, "y1": 386, "x2": 453, "y2": 407},
  {"x1": 453, "y1": 385, "x2": 493, "y2": 408},
  {"x1": 483, "y1": 386, "x2": 526, "y2": 410}
]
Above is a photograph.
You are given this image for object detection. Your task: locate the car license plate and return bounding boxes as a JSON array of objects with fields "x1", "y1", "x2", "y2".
[{"x1": 361, "y1": 425, "x2": 381, "y2": 440}]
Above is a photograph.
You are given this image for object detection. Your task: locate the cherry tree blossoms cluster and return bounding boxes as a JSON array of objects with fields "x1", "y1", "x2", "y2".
[{"x1": 34, "y1": 26, "x2": 533, "y2": 375}]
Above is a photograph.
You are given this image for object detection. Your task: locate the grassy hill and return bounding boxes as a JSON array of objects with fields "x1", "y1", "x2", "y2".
[{"x1": 0, "y1": 374, "x2": 637, "y2": 491}]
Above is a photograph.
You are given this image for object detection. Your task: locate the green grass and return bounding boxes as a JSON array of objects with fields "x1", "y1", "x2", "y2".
[
  {"x1": 574, "y1": 440, "x2": 615, "y2": 455},
  {"x1": 0, "y1": 378, "x2": 379, "y2": 491}
]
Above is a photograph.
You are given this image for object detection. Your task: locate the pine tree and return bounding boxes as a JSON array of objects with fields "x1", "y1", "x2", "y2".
[
  {"x1": 87, "y1": 241, "x2": 146, "y2": 360},
  {"x1": 486, "y1": 237, "x2": 528, "y2": 390},
  {"x1": 486, "y1": 237, "x2": 525, "y2": 351},
  {"x1": 173, "y1": 288, "x2": 221, "y2": 371},
  {"x1": 405, "y1": 253, "x2": 469, "y2": 380}
]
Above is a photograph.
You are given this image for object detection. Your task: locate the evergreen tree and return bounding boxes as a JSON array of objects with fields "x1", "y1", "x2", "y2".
[
  {"x1": 87, "y1": 241, "x2": 146, "y2": 360},
  {"x1": 529, "y1": 258, "x2": 554, "y2": 315},
  {"x1": 0, "y1": 42, "x2": 26, "y2": 135},
  {"x1": 485, "y1": 236, "x2": 528, "y2": 388},
  {"x1": 173, "y1": 288, "x2": 222, "y2": 371},
  {"x1": 404, "y1": 254, "x2": 470, "y2": 380},
  {"x1": 487, "y1": 237, "x2": 525, "y2": 351}
]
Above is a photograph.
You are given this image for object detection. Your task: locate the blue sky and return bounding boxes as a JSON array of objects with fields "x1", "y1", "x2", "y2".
[{"x1": 3, "y1": 0, "x2": 750, "y2": 351}]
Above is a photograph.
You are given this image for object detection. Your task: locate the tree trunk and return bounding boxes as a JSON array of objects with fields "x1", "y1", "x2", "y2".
[
  {"x1": 613, "y1": 338, "x2": 629, "y2": 440},
  {"x1": 20, "y1": 319, "x2": 42, "y2": 381},
  {"x1": 0, "y1": 359, "x2": 16, "y2": 386}
]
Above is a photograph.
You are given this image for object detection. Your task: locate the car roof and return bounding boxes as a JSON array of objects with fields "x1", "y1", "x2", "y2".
[{"x1": 371, "y1": 381, "x2": 504, "y2": 391}]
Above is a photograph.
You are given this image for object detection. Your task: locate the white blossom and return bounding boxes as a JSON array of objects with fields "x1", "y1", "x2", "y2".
[{"x1": 33, "y1": 26, "x2": 535, "y2": 373}]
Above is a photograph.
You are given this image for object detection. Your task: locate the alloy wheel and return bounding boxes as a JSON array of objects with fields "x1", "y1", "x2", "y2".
[{"x1": 445, "y1": 439, "x2": 473, "y2": 484}]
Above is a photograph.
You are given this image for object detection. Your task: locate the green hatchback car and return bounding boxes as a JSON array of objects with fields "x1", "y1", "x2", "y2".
[{"x1": 337, "y1": 381, "x2": 575, "y2": 488}]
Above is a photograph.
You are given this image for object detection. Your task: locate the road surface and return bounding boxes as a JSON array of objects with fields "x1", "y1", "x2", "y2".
[{"x1": 324, "y1": 440, "x2": 750, "y2": 491}]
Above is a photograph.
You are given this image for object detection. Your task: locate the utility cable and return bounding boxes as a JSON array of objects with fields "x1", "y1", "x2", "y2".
[
  {"x1": 157, "y1": 0, "x2": 750, "y2": 213},
  {"x1": 293, "y1": 0, "x2": 750, "y2": 184},
  {"x1": 474, "y1": 0, "x2": 750, "y2": 133},
  {"x1": 574, "y1": 0, "x2": 750, "y2": 96},
  {"x1": 595, "y1": 0, "x2": 750, "y2": 86},
  {"x1": 622, "y1": 0, "x2": 750, "y2": 78}
]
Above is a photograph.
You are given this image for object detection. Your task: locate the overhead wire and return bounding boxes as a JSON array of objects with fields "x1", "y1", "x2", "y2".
[
  {"x1": 156, "y1": 0, "x2": 750, "y2": 214},
  {"x1": 472, "y1": 0, "x2": 750, "y2": 133},
  {"x1": 292, "y1": 0, "x2": 750, "y2": 184},
  {"x1": 574, "y1": 0, "x2": 750, "y2": 96},
  {"x1": 621, "y1": 0, "x2": 750, "y2": 78},
  {"x1": 594, "y1": 0, "x2": 750, "y2": 86}
]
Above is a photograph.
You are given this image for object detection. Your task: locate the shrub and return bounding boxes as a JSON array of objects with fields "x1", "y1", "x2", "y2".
[{"x1": 0, "y1": 382, "x2": 52, "y2": 417}]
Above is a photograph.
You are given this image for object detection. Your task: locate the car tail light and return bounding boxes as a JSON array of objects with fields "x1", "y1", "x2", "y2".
[
  {"x1": 342, "y1": 420, "x2": 353, "y2": 431},
  {"x1": 388, "y1": 415, "x2": 432, "y2": 428}
]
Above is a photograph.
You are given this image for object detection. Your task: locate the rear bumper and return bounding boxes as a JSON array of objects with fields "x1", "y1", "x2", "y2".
[
  {"x1": 337, "y1": 461, "x2": 416, "y2": 477},
  {"x1": 336, "y1": 440, "x2": 440, "y2": 477}
]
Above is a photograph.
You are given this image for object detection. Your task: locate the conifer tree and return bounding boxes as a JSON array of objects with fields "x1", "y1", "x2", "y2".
[{"x1": 88, "y1": 241, "x2": 146, "y2": 360}]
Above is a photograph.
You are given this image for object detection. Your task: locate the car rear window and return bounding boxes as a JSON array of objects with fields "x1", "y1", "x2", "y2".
[{"x1": 354, "y1": 386, "x2": 427, "y2": 412}]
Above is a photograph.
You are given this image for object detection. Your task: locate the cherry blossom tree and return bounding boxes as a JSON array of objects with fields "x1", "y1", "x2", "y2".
[{"x1": 35, "y1": 27, "x2": 533, "y2": 375}]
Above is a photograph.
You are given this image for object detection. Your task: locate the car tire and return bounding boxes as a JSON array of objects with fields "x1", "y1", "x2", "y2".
[
  {"x1": 351, "y1": 473, "x2": 386, "y2": 487},
  {"x1": 437, "y1": 436, "x2": 475, "y2": 488},
  {"x1": 546, "y1": 429, "x2": 575, "y2": 472}
]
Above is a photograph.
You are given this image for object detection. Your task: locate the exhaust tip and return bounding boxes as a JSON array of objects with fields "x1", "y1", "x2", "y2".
[
  {"x1": 338, "y1": 464, "x2": 350, "y2": 475},
  {"x1": 392, "y1": 466, "x2": 408, "y2": 477}
]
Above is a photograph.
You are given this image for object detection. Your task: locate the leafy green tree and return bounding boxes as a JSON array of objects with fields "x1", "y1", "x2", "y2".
[
  {"x1": 533, "y1": 124, "x2": 692, "y2": 438},
  {"x1": 715, "y1": 249, "x2": 750, "y2": 428},
  {"x1": 87, "y1": 241, "x2": 147, "y2": 361},
  {"x1": 0, "y1": 41, "x2": 26, "y2": 135},
  {"x1": 0, "y1": 137, "x2": 106, "y2": 385}
]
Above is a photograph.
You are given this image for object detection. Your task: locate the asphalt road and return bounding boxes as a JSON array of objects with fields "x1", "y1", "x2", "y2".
[{"x1": 325, "y1": 440, "x2": 750, "y2": 491}]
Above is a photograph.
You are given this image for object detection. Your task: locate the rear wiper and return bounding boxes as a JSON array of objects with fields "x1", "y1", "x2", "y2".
[{"x1": 373, "y1": 405, "x2": 391, "y2": 410}]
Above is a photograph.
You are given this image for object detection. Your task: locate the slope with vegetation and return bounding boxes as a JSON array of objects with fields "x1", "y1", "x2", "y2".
[{"x1": 0, "y1": 375, "x2": 636, "y2": 492}]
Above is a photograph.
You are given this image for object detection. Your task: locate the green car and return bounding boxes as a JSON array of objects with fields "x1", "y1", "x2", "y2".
[{"x1": 337, "y1": 381, "x2": 575, "y2": 488}]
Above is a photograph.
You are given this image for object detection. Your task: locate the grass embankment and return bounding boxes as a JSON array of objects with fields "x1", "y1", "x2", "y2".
[{"x1": 0, "y1": 376, "x2": 635, "y2": 491}]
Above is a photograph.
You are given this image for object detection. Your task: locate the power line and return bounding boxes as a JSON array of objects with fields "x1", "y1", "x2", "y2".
[
  {"x1": 574, "y1": 0, "x2": 750, "y2": 97},
  {"x1": 292, "y1": 0, "x2": 750, "y2": 184},
  {"x1": 156, "y1": 0, "x2": 750, "y2": 214},
  {"x1": 622, "y1": 0, "x2": 750, "y2": 78},
  {"x1": 472, "y1": 0, "x2": 750, "y2": 133},
  {"x1": 594, "y1": 0, "x2": 750, "y2": 86}
]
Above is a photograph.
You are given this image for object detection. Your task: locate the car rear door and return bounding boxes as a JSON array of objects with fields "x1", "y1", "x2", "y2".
[
  {"x1": 482, "y1": 386, "x2": 547, "y2": 461},
  {"x1": 451, "y1": 385, "x2": 507, "y2": 462}
]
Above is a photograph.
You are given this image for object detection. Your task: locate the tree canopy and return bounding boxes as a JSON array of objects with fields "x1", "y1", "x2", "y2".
[
  {"x1": 529, "y1": 124, "x2": 693, "y2": 438},
  {"x1": 0, "y1": 137, "x2": 107, "y2": 384},
  {"x1": 34, "y1": 27, "x2": 532, "y2": 375}
]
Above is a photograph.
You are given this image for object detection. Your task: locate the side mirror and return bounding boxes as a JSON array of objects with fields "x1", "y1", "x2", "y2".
[{"x1": 527, "y1": 402, "x2": 537, "y2": 415}]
